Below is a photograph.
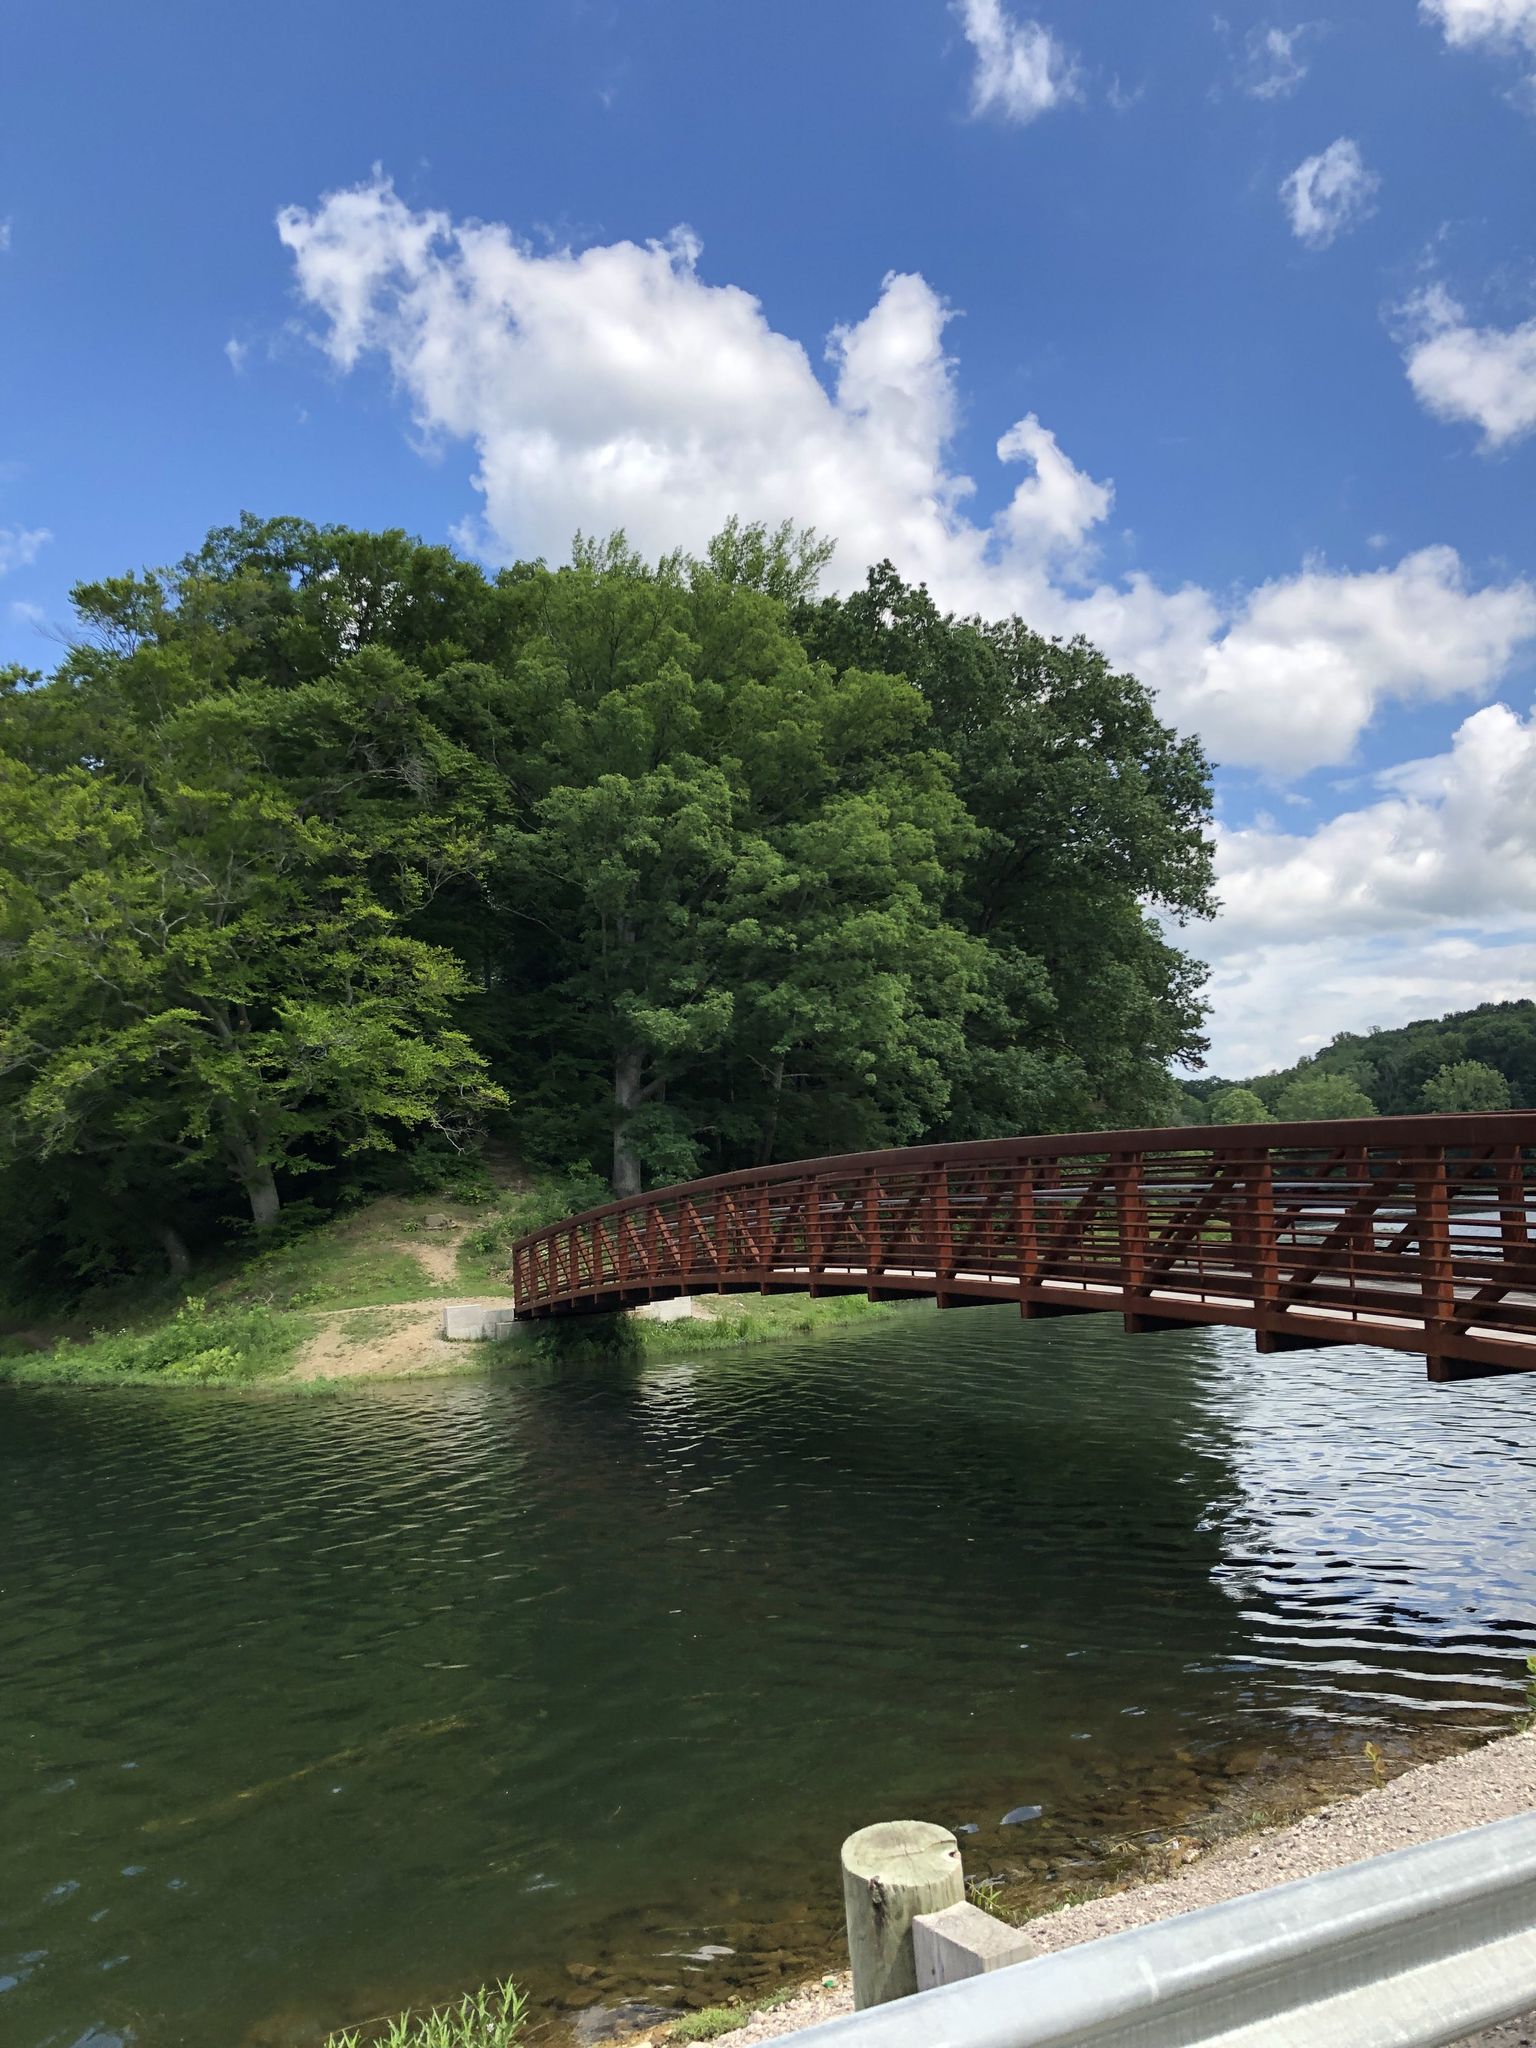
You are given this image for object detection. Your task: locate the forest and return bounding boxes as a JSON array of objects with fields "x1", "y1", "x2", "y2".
[
  {"x1": 0, "y1": 514, "x2": 1217, "y2": 1296},
  {"x1": 1184, "y1": 1000, "x2": 1536, "y2": 1124}
]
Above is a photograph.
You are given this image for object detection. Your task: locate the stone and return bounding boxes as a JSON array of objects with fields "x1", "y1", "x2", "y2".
[
  {"x1": 631, "y1": 1295, "x2": 697, "y2": 1322},
  {"x1": 421, "y1": 1212, "x2": 456, "y2": 1231},
  {"x1": 913, "y1": 1901, "x2": 1038, "y2": 1990},
  {"x1": 441, "y1": 1303, "x2": 490, "y2": 1341}
]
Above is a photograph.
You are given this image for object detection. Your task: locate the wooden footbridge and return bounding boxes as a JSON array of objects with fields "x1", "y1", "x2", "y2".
[{"x1": 511, "y1": 1114, "x2": 1536, "y2": 1383}]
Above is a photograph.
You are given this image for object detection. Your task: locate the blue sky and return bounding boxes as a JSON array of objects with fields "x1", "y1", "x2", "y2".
[{"x1": 5, "y1": 0, "x2": 1536, "y2": 1074}]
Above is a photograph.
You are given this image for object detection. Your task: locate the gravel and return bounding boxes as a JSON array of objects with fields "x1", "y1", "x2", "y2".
[{"x1": 716, "y1": 1730, "x2": 1536, "y2": 2046}]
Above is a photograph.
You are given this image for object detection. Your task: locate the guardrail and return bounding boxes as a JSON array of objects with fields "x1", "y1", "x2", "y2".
[
  {"x1": 511, "y1": 1114, "x2": 1536, "y2": 1382},
  {"x1": 797, "y1": 1810, "x2": 1536, "y2": 2048}
]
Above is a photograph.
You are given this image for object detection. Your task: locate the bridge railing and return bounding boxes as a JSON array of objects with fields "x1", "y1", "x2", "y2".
[{"x1": 510, "y1": 1114, "x2": 1536, "y2": 1381}]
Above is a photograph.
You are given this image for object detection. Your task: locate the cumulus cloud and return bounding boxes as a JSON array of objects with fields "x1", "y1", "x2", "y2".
[
  {"x1": 0, "y1": 526, "x2": 50, "y2": 576},
  {"x1": 1421, "y1": 0, "x2": 1536, "y2": 99},
  {"x1": 277, "y1": 175, "x2": 1536, "y2": 776},
  {"x1": 225, "y1": 336, "x2": 248, "y2": 373},
  {"x1": 1280, "y1": 138, "x2": 1379, "y2": 247},
  {"x1": 1399, "y1": 284, "x2": 1536, "y2": 449},
  {"x1": 1202, "y1": 700, "x2": 1536, "y2": 1068},
  {"x1": 952, "y1": 0, "x2": 1080, "y2": 123},
  {"x1": 1241, "y1": 24, "x2": 1314, "y2": 99}
]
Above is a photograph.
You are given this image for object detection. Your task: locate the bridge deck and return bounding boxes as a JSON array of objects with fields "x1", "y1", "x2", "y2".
[{"x1": 510, "y1": 1115, "x2": 1536, "y2": 1383}]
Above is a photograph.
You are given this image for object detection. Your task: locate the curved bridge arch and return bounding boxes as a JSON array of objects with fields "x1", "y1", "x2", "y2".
[{"x1": 511, "y1": 1114, "x2": 1536, "y2": 1384}]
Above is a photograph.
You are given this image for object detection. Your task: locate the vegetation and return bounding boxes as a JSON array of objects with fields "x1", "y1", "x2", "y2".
[
  {"x1": 1, "y1": 514, "x2": 1216, "y2": 1305},
  {"x1": 0, "y1": 1298, "x2": 299, "y2": 1387},
  {"x1": 324, "y1": 1978, "x2": 526, "y2": 2048},
  {"x1": 1186, "y1": 1000, "x2": 1536, "y2": 1123}
]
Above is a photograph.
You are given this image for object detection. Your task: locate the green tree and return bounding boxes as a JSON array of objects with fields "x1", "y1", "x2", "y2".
[
  {"x1": 0, "y1": 546, "x2": 505, "y2": 1239},
  {"x1": 795, "y1": 562, "x2": 1215, "y2": 1131},
  {"x1": 1420, "y1": 1060, "x2": 1512, "y2": 1114},
  {"x1": 1209, "y1": 1086, "x2": 1273, "y2": 1125},
  {"x1": 1273, "y1": 1072, "x2": 1377, "y2": 1121}
]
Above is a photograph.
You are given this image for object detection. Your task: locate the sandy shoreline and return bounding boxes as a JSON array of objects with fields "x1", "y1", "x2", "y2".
[{"x1": 712, "y1": 1729, "x2": 1536, "y2": 2046}]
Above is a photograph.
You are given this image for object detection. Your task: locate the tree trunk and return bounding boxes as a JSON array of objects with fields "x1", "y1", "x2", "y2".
[
  {"x1": 156, "y1": 1224, "x2": 192, "y2": 1283},
  {"x1": 224, "y1": 1120, "x2": 282, "y2": 1230},
  {"x1": 613, "y1": 1047, "x2": 646, "y2": 1199},
  {"x1": 757, "y1": 1054, "x2": 787, "y2": 1168}
]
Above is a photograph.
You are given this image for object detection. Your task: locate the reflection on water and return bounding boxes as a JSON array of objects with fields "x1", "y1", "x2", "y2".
[{"x1": 2, "y1": 1309, "x2": 1533, "y2": 2047}]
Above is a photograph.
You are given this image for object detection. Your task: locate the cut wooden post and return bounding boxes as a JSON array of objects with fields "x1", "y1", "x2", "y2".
[
  {"x1": 913, "y1": 1901, "x2": 1038, "y2": 1989},
  {"x1": 841, "y1": 1820, "x2": 964, "y2": 2010}
]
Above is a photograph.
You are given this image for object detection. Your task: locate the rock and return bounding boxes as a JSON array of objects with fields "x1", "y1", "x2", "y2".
[
  {"x1": 566, "y1": 1962, "x2": 600, "y2": 1984},
  {"x1": 421, "y1": 1212, "x2": 456, "y2": 1231},
  {"x1": 572, "y1": 2000, "x2": 678, "y2": 2042},
  {"x1": 1001, "y1": 1803, "x2": 1044, "y2": 1826}
]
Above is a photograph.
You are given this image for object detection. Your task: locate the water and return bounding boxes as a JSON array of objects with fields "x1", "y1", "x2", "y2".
[{"x1": 3, "y1": 1309, "x2": 1534, "y2": 2048}]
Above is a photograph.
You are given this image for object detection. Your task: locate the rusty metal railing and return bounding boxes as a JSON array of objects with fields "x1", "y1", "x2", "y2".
[{"x1": 509, "y1": 1115, "x2": 1536, "y2": 1383}]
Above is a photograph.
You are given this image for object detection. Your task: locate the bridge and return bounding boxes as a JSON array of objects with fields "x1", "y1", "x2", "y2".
[{"x1": 510, "y1": 1113, "x2": 1536, "y2": 1383}]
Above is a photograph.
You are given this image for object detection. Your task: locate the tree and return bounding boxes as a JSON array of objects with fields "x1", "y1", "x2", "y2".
[
  {"x1": 1421, "y1": 1060, "x2": 1511, "y2": 1114},
  {"x1": 1273, "y1": 1072, "x2": 1377, "y2": 1121},
  {"x1": 795, "y1": 563, "x2": 1215, "y2": 1131},
  {"x1": 466, "y1": 535, "x2": 988, "y2": 1190},
  {"x1": 1209, "y1": 1086, "x2": 1273, "y2": 1125},
  {"x1": 0, "y1": 542, "x2": 506, "y2": 1240}
]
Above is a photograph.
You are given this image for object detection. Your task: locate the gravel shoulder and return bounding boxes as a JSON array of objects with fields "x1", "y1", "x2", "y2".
[{"x1": 718, "y1": 1729, "x2": 1536, "y2": 2046}]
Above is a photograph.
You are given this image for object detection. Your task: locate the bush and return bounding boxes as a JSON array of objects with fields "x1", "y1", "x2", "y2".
[{"x1": 463, "y1": 1170, "x2": 611, "y2": 1262}]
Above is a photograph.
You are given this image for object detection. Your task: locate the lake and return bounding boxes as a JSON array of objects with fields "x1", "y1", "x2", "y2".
[{"x1": 3, "y1": 1306, "x2": 1534, "y2": 2047}]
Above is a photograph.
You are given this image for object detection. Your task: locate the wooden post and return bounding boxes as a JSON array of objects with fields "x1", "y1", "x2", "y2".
[{"x1": 841, "y1": 1820, "x2": 964, "y2": 2009}]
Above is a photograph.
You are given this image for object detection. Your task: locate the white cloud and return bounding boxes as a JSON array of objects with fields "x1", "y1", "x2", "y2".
[
  {"x1": 0, "y1": 527, "x2": 50, "y2": 576},
  {"x1": 1399, "y1": 284, "x2": 1536, "y2": 449},
  {"x1": 1421, "y1": 0, "x2": 1536, "y2": 53},
  {"x1": 225, "y1": 336, "x2": 248, "y2": 373},
  {"x1": 952, "y1": 0, "x2": 1080, "y2": 123},
  {"x1": 1242, "y1": 24, "x2": 1313, "y2": 99},
  {"x1": 1421, "y1": 0, "x2": 1536, "y2": 99},
  {"x1": 1279, "y1": 138, "x2": 1379, "y2": 247},
  {"x1": 278, "y1": 175, "x2": 1536, "y2": 776},
  {"x1": 0, "y1": 219, "x2": 11, "y2": 254},
  {"x1": 1202, "y1": 700, "x2": 1536, "y2": 1068},
  {"x1": 8, "y1": 599, "x2": 44, "y2": 627}
]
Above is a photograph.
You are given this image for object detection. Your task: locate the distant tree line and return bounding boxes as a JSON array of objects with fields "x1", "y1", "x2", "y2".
[
  {"x1": 0, "y1": 515, "x2": 1216, "y2": 1295},
  {"x1": 1177, "y1": 1001, "x2": 1536, "y2": 1127}
]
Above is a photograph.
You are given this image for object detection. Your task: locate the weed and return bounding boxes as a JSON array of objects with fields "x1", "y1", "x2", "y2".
[
  {"x1": 325, "y1": 1978, "x2": 526, "y2": 2048},
  {"x1": 1524, "y1": 1653, "x2": 1536, "y2": 1728},
  {"x1": 1363, "y1": 1741, "x2": 1387, "y2": 1787},
  {"x1": 967, "y1": 1876, "x2": 1004, "y2": 1912},
  {"x1": 669, "y1": 2006, "x2": 744, "y2": 2043}
]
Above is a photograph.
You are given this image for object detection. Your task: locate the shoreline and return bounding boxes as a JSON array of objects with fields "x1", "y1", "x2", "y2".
[{"x1": 699, "y1": 1729, "x2": 1536, "y2": 2047}]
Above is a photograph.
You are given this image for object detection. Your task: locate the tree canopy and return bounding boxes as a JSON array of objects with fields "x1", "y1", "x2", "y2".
[{"x1": 0, "y1": 514, "x2": 1218, "y2": 1292}]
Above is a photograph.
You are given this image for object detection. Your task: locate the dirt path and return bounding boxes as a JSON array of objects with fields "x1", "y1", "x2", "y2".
[
  {"x1": 718, "y1": 1731, "x2": 1536, "y2": 2046},
  {"x1": 290, "y1": 1213, "x2": 517, "y2": 1381}
]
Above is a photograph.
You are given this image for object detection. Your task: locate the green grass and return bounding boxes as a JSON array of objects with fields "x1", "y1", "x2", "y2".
[
  {"x1": 230, "y1": 1220, "x2": 448, "y2": 1313},
  {"x1": 668, "y1": 2007, "x2": 745, "y2": 2042},
  {"x1": 0, "y1": 1298, "x2": 301, "y2": 1388},
  {"x1": 324, "y1": 1979, "x2": 526, "y2": 2048}
]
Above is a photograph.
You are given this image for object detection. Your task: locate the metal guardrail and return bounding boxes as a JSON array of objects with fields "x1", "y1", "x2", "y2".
[
  {"x1": 791, "y1": 1810, "x2": 1536, "y2": 2048},
  {"x1": 511, "y1": 1114, "x2": 1536, "y2": 1382}
]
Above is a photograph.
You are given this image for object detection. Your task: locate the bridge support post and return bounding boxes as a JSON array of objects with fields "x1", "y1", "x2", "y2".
[{"x1": 841, "y1": 1820, "x2": 964, "y2": 2010}]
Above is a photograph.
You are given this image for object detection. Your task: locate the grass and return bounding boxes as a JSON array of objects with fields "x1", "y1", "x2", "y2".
[
  {"x1": 325, "y1": 1979, "x2": 526, "y2": 2048},
  {"x1": 668, "y1": 2009, "x2": 746, "y2": 2043},
  {"x1": 230, "y1": 1212, "x2": 456, "y2": 1313},
  {"x1": 0, "y1": 1297, "x2": 301, "y2": 1388}
]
